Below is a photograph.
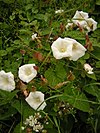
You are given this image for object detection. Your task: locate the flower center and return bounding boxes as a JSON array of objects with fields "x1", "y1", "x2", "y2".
[
  {"x1": 35, "y1": 97, "x2": 41, "y2": 103},
  {"x1": 25, "y1": 68, "x2": 32, "y2": 76},
  {"x1": 60, "y1": 48, "x2": 66, "y2": 52},
  {"x1": 3, "y1": 77, "x2": 9, "y2": 85},
  {"x1": 72, "y1": 44, "x2": 77, "y2": 51}
]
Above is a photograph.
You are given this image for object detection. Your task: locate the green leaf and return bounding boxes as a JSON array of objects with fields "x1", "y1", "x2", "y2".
[
  {"x1": 13, "y1": 123, "x2": 22, "y2": 133},
  {"x1": 96, "y1": 61, "x2": 100, "y2": 68},
  {"x1": 27, "y1": 12, "x2": 33, "y2": 22},
  {"x1": 84, "y1": 84, "x2": 100, "y2": 102},
  {"x1": 91, "y1": 47, "x2": 100, "y2": 60},
  {"x1": 25, "y1": 4, "x2": 33, "y2": 10},
  {"x1": 0, "y1": 90, "x2": 19, "y2": 106},
  {"x1": 34, "y1": 14, "x2": 45, "y2": 20},
  {"x1": 0, "y1": 106, "x2": 17, "y2": 120},
  {"x1": 90, "y1": 38, "x2": 100, "y2": 48},
  {"x1": 44, "y1": 62, "x2": 66, "y2": 87},
  {"x1": 55, "y1": 63, "x2": 66, "y2": 79},
  {"x1": 60, "y1": 87, "x2": 90, "y2": 112},
  {"x1": 96, "y1": 0, "x2": 100, "y2": 5},
  {"x1": 44, "y1": 67, "x2": 61, "y2": 87},
  {"x1": 12, "y1": 99, "x2": 34, "y2": 120},
  {"x1": 41, "y1": 28, "x2": 52, "y2": 35},
  {"x1": 64, "y1": 30, "x2": 85, "y2": 41},
  {"x1": 0, "y1": 50, "x2": 7, "y2": 56},
  {"x1": 86, "y1": 73, "x2": 97, "y2": 80}
]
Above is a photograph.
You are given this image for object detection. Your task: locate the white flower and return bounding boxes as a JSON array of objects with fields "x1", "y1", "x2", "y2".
[
  {"x1": 25, "y1": 91, "x2": 46, "y2": 111},
  {"x1": 0, "y1": 70, "x2": 15, "y2": 91},
  {"x1": 84, "y1": 18, "x2": 97, "y2": 32},
  {"x1": 51, "y1": 37, "x2": 73, "y2": 59},
  {"x1": 84, "y1": 63, "x2": 94, "y2": 74},
  {"x1": 32, "y1": 33, "x2": 37, "y2": 40},
  {"x1": 18, "y1": 64, "x2": 37, "y2": 83},
  {"x1": 64, "y1": 38, "x2": 87, "y2": 61},
  {"x1": 55, "y1": 9, "x2": 64, "y2": 14},
  {"x1": 72, "y1": 10, "x2": 89, "y2": 27}
]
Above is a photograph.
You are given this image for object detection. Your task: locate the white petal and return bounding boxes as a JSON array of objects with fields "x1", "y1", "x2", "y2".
[
  {"x1": 51, "y1": 37, "x2": 73, "y2": 59},
  {"x1": 72, "y1": 10, "x2": 89, "y2": 27},
  {"x1": 64, "y1": 38, "x2": 87, "y2": 61},
  {"x1": 85, "y1": 18, "x2": 97, "y2": 32},
  {"x1": 0, "y1": 70, "x2": 15, "y2": 91},
  {"x1": 87, "y1": 71, "x2": 94, "y2": 74},
  {"x1": 25, "y1": 91, "x2": 46, "y2": 111},
  {"x1": 84, "y1": 63, "x2": 94, "y2": 74},
  {"x1": 32, "y1": 33, "x2": 37, "y2": 40},
  {"x1": 18, "y1": 64, "x2": 37, "y2": 83},
  {"x1": 73, "y1": 10, "x2": 89, "y2": 20}
]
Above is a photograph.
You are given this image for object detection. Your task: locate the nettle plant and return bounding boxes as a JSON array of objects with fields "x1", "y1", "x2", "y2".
[{"x1": 0, "y1": 9, "x2": 100, "y2": 133}]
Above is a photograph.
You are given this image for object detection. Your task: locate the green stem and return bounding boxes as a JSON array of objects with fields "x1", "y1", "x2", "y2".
[
  {"x1": 94, "y1": 119, "x2": 98, "y2": 133},
  {"x1": 53, "y1": 116, "x2": 61, "y2": 133},
  {"x1": 20, "y1": 100, "x2": 23, "y2": 133},
  {"x1": 39, "y1": 50, "x2": 52, "y2": 70}
]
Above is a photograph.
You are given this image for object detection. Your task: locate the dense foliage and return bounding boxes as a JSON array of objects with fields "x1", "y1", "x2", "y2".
[{"x1": 0, "y1": 0, "x2": 100, "y2": 133}]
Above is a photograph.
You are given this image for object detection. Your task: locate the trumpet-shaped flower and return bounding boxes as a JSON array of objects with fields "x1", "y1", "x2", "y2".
[
  {"x1": 51, "y1": 37, "x2": 73, "y2": 59},
  {"x1": 72, "y1": 10, "x2": 89, "y2": 27},
  {"x1": 84, "y1": 63, "x2": 94, "y2": 74},
  {"x1": 18, "y1": 64, "x2": 37, "y2": 83},
  {"x1": 84, "y1": 18, "x2": 97, "y2": 32},
  {"x1": 25, "y1": 91, "x2": 46, "y2": 111},
  {"x1": 64, "y1": 38, "x2": 87, "y2": 61},
  {"x1": 0, "y1": 70, "x2": 15, "y2": 91}
]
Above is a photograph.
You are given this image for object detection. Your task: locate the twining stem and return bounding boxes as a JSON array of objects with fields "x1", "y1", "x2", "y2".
[{"x1": 39, "y1": 50, "x2": 52, "y2": 70}]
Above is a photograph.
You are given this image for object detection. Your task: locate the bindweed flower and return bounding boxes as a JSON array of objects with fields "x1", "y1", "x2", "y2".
[
  {"x1": 0, "y1": 70, "x2": 15, "y2": 91},
  {"x1": 51, "y1": 37, "x2": 86, "y2": 61},
  {"x1": 25, "y1": 91, "x2": 46, "y2": 111},
  {"x1": 55, "y1": 9, "x2": 64, "y2": 14},
  {"x1": 84, "y1": 63, "x2": 94, "y2": 74},
  {"x1": 32, "y1": 33, "x2": 37, "y2": 40},
  {"x1": 51, "y1": 37, "x2": 73, "y2": 59},
  {"x1": 84, "y1": 18, "x2": 97, "y2": 32},
  {"x1": 18, "y1": 64, "x2": 37, "y2": 83},
  {"x1": 71, "y1": 10, "x2": 97, "y2": 32},
  {"x1": 64, "y1": 38, "x2": 87, "y2": 61},
  {"x1": 72, "y1": 10, "x2": 89, "y2": 27}
]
